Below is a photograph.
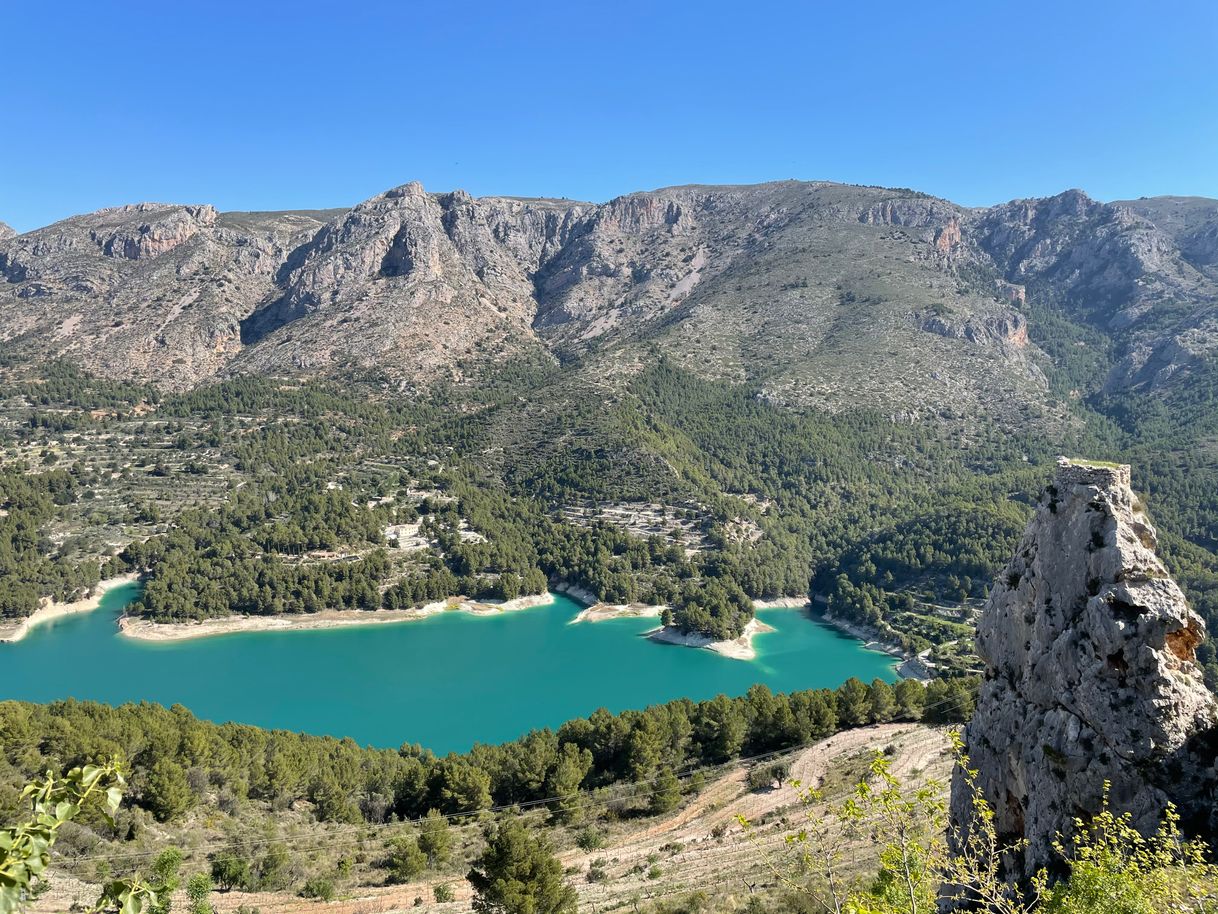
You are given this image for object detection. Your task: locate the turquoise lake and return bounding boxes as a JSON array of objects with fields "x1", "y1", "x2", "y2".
[{"x1": 0, "y1": 585, "x2": 897, "y2": 753}]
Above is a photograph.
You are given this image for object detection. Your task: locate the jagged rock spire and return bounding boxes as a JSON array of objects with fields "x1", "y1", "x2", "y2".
[{"x1": 951, "y1": 458, "x2": 1216, "y2": 881}]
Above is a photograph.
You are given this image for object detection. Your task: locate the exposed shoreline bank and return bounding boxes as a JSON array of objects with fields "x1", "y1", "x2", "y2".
[
  {"x1": 568, "y1": 590, "x2": 813, "y2": 661},
  {"x1": 0, "y1": 574, "x2": 140, "y2": 644},
  {"x1": 810, "y1": 598, "x2": 909, "y2": 660},
  {"x1": 118, "y1": 592, "x2": 556, "y2": 643},
  {"x1": 105, "y1": 579, "x2": 909, "y2": 673},
  {"x1": 645, "y1": 617, "x2": 777, "y2": 661}
]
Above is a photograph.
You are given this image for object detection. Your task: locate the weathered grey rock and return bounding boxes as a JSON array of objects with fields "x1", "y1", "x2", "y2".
[
  {"x1": 972, "y1": 190, "x2": 1218, "y2": 391},
  {"x1": 0, "y1": 181, "x2": 1213, "y2": 414},
  {"x1": 951, "y1": 459, "x2": 1217, "y2": 883},
  {"x1": 0, "y1": 204, "x2": 336, "y2": 388},
  {"x1": 0, "y1": 221, "x2": 15, "y2": 241}
]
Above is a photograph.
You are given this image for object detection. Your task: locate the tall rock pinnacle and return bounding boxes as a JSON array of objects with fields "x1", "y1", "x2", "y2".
[{"x1": 951, "y1": 459, "x2": 1216, "y2": 881}]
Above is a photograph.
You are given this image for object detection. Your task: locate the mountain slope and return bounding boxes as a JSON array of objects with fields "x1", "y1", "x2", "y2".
[
  {"x1": 1, "y1": 181, "x2": 1215, "y2": 416},
  {"x1": 0, "y1": 204, "x2": 339, "y2": 386}
]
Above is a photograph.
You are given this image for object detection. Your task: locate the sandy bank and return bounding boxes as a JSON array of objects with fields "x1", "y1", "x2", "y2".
[
  {"x1": 569, "y1": 590, "x2": 813, "y2": 659},
  {"x1": 118, "y1": 591, "x2": 557, "y2": 643},
  {"x1": 557, "y1": 581, "x2": 667, "y2": 623},
  {"x1": 0, "y1": 574, "x2": 139, "y2": 644},
  {"x1": 645, "y1": 617, "x2": 776, "y2": 661},
  {"x1": 753, "y1": 595, "x2": 810, "y2": 610},
  {"x1": 571, "y1": 602, "x2": 666, "y2": 623}
]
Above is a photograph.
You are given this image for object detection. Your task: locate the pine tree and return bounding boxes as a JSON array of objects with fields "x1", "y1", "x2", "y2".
[
  {"x1": 419, "y1": 808, "x2": 453, "y2": 867},
  {"x1": 468, "y1": 820, "x2": 576, "y2": 914},
  {"x1": 649, "y1": 766, "x2": 682, "y2": 815}
]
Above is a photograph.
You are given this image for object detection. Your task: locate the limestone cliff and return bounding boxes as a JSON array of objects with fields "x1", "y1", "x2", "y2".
[
  {"x1": 951, "y1": 459, "x2": 1217, "y2": 882},
  {"x1": 1, "y1": 182, "x2": 1214, "y2": 412}
]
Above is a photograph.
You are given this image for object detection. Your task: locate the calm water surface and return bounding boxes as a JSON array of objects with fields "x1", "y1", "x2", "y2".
[{"x1": 1, "y1": 585, "x2": 897, "y2": 752}]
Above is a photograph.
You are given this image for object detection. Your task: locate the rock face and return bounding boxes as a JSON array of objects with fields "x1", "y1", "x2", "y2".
[
  {"x1": 973, "y1": 191, "x2": 1218, "y2": 391},
  {"x1": 0, "y1": 205, "x2": 340, "y2": 387},
  {"x1": 233, "y1": 185, "x2": 590, "y2": 382},
  {"x1": 0, "y1": 221, "x2": 15, "y2": 242},
  {"x1": 0, "y1": 181, "x2": 1214, "y2": 411},
  {"x1": 951, "y1": 459, "x2": 1217, "y2": 882}
]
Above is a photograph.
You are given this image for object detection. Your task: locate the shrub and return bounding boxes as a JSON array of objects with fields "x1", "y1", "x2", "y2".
[{"x1": 300, "y1": 876, "x2": 335, "y2": 901}]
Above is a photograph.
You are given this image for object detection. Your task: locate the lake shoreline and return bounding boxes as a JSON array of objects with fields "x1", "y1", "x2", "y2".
[
  {"x1": 112, "y1": 581, "x2": 900, "y2": 671},
  {"x1": 117, "y1": 592, "x2": 556, "y2": 642},
  {"x1": 645, "y1": 616, "x2": 777, "y2": 661},
  {"x1": 810, "y1": 598, "x2": 910, "y2": 660},
  {"x1": 0, "y1": 573, "x2": 140, "y2": 644},
  {"x1": 564, "y1": 586, "x2": 794, "y2": 660},
  {"x1": 568, "y1": 590, "x2": 813, "y2": 661}
]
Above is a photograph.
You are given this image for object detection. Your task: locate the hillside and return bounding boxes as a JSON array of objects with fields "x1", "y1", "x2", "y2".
[
  {"x1": 1, "y1": 180, "x2": 1216, "y2": 654},
  {"x1": 4, "y1": 181, "x2": 1215, "y2": 418}
]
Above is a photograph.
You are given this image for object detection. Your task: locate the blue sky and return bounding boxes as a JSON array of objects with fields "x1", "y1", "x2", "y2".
[{"x1": 2, "y1": 0, "x2": 1216, "y2": 231}]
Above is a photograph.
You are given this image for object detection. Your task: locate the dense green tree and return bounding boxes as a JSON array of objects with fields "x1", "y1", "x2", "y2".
[
  {"x1": 148, "y1": 849, "x2": 184, "y2": 914},
  {"x1": 433, "y1": 758, "x2": 493, "y2": 813},
  {"x1": 894, "y1": 679, "x2": 926, "y2": 721},
  {"x1": 386, "y1": 834, "x2": 427, "y2": 884},
  {"x1": 467, "y1": 820, "x2": 577, "y2": 914},
  {"x1": 924, "y1": 678, "x2": 977, "y2": 724},
  {"x1": 868, "y1": 679, "x2": 897, "y2": 724},
  {"x1": 649, "y1": 766, "x2": 682, "y2": 815},
  {"x1": 210, "y1": 851, "x2": 250, "y2": 892},
  {"x1": 545, "y1": 744, "x2": 593, "y2": 824},
  {"x1": 419, "y1": 808, "x2": 453, "y2": 867},
  {"x1": 144, "y1": 758, "x2": 195, "y2": 823},
  {"x1": 836, "y1": 678, "x2": 871, "y2": 728},
  {"x1": 695, "y1": 695, "x2": 747, "y2": 761},
  {"x1": 185, "y1": 873, "x2": 213, "y2": 914}
]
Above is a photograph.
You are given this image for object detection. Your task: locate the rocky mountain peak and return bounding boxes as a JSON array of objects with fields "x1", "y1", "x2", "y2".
[
  {"x1": 89, "y1": 203, "x2": 218, "y2": 260},
  {"x1": 0, "y1": 221, "x2": 15, "y2": 241},
  {"x1": 951, "y1": 459, "x2": 1217, "y2": 882},
  {"x1": 1, "y1": 181, "x2": 1214, "y2": 410}
]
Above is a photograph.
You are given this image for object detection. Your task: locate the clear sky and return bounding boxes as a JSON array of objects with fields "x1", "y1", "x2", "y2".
[{"x1": 2, "y1": 0, "x2": 1216, "y2": 232}]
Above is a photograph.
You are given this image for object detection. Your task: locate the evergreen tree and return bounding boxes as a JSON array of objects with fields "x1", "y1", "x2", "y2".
[
  {"x1": 649, "y1": 766, "x2": 682, "y2": 815},
  {"x1": 868, "y1": 679, "x2": 897, "y2": 724},
  {"x1": 387, "y1": 834, "x2": 427, "y2": 884},
  {"x1": 836, "y1": 678, "x2": 871, "y2": 728},
  {"x1": 545, "y1": 744, "x2": 592, "y2": 824},
  {"x1": 419, "y1": 808, "x2": 453, "y2": 867},
  {"x1": 144, "y1": 759, "x2": 195, "y2": 823},
  {"x1": 468, "y1": 820, "x2": 577, "y2": 914},
  {"x1": 894, "y1": 679, "x2": 926, "y2": 720}
]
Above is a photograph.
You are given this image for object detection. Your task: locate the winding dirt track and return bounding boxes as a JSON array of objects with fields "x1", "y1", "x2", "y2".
[{"x1": 35, "y1": 725, "x2": 952, "y2": 914}]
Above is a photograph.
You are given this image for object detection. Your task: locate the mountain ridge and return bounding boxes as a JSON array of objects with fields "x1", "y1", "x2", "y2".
[{"x1": 2, "y1": 180, "x2": 1215, "y2": 422}]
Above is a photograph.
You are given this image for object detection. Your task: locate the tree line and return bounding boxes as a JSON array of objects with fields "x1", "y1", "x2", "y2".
[{"x1": 0, "y1": 676, "x2": 976, "y2": 832}]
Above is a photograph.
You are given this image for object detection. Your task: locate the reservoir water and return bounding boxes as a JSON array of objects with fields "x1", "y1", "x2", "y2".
[{"x1": 0, "y1": 585, "x2": 897, "y2": 752}]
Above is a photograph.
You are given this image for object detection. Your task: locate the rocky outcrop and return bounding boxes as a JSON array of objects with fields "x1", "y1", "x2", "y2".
[
  {"x1": 971, "y1": 190, "x2": 1218, "y2": 391},
  {"x1": 0, "y1": 221, "x2": 15, "y2": 241},
  {"x1": 951, "y1": 459, "x2": 1217, "y2": 883},
  {"x1": 233, "y1": 184, "x2": 592, "y2": 381},
  {"x1": 1117, "y1": 196, "x2": 1218, "y2": 272},
  {"x1": 91, "y1": 204, "x2": 217, "y2": 260},
  {"x1": 920, "y1": 311, "x2": 1028, "y2": 349},
  {"x1": 0, "y1": 205, "x2": 333, "y2": 387}
]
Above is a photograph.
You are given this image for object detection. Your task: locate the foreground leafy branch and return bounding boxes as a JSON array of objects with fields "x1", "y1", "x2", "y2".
[
  {"x1": 740, "y1": 739, "x2": 1218, "y2": 914},
  {"x1": 0, "y1": 761, "x2": 166, "y2": 914}
]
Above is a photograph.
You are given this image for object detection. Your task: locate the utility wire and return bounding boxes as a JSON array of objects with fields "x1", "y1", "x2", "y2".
[{"x1": 55, "y1": 714, "x2": 958, "y2": 868}]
